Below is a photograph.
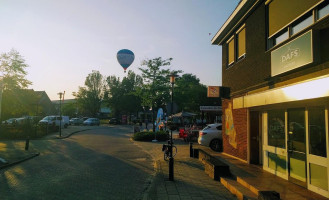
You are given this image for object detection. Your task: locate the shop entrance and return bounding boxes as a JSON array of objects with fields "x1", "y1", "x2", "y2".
[
  {"x1": 288, "y1": 108, "x2": 307, "y2": 187},
  {"x1": 250, "y1": 111, "x2": 261, "y2": 164}
]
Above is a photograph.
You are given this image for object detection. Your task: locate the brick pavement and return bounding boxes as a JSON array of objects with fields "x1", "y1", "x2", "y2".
[{"x1": 135, "y1": 137, "x2": 237, "y2": 200}]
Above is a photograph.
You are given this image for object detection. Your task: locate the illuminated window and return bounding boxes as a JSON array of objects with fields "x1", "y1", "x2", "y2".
[
  {"x1": 228, "y1": 37, "x2": 235, "y2": 65},
  {"x1": 237, "y1": 27, "x2": 246, "y2": 58}
]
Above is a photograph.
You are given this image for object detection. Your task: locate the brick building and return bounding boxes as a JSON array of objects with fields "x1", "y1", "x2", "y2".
[{"x1": 212, "y1": 0, "x2": 329, "y2": 197}]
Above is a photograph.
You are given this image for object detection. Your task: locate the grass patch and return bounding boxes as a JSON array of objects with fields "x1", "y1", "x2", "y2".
[{"x1": 132, "y1": 130, "x2": 169, "y2": 141}]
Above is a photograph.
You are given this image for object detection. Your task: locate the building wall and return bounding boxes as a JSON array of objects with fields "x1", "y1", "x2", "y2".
[
  {"x1": 222, "y1": 3, "x2": 270, "y2": 95},
  {"x1": 222, "y1": 99, "x2": 248, "y2": 161}
]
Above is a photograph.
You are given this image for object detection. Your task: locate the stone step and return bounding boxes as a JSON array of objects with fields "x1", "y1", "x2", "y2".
[
  {"x1": 220, "y1": 177, "x2": 258, "y2": 200},
  {"x1": 237, "y1": 176, "x2": 259, "y2": 196}
]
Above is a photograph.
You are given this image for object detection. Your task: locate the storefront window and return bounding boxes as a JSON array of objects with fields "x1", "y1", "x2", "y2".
[
  {"x1": 268, "y1": 109, "x2": 285, "y2": 148},
  {"x1": 309, "y1": 106, "x2": 326, "y2": 157}
]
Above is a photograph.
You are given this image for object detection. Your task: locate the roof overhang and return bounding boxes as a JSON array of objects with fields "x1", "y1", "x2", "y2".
[{"x1": 211, "y1": 0, "x2": 259, "y2": 45}]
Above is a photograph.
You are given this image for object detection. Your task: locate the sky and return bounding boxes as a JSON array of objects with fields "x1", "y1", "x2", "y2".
[{"x1": 0, "y1": 0, "x2": 239, "y2": 100}]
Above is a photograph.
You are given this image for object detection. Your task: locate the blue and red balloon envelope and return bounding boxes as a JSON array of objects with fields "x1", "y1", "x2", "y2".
[{"x1": 117, "y1": 49, "x2": 134, "y2": 73}]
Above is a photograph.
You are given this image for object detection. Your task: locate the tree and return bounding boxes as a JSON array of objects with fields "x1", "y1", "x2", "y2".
[
  {"x1": 174, "y1": 74, "x2": 208, "y2": 113},
  {"x1": 74, "y1": 70, "x2": 104, "y2": 117},
  {"x1": 138, "y1": 57, "x2": 181, "y2": 131},
  {"x1": 0, "y1": 49, "x2": 32, "y2": 120},
  {"x1": 0, "y1": 49, "x2": 31, "y2": 90},
  {"x1": 105, "y1": 71, "x2": 143, "y2": 120}
]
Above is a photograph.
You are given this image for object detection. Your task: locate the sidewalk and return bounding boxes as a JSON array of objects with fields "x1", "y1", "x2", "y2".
[
  {"x1": 134, "y1": 138, "x2": 237, "y2": 200},
  {"x1": 0, "y1": 126, "x2": 90, "y2": 170}
]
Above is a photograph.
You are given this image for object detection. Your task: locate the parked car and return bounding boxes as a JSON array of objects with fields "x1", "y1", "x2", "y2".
[
  {"x1": 39, "y1": 116, "x2": 67, "y2": 128},
  {"x1": 198, "y1": 123, "x2": 222, "y2": 152},
  {"x1": 109, "y1": 118, "x2": 120, "y2": 125},
  {"x1": 1, "y1": 118, "x2": 17, "y2": 126},
  {"x1": 83, "y1": 118, "x2": 100, "y2": 126},
  {"x1": 70, "y1": 118, "x2": 84, "y2": 125}
]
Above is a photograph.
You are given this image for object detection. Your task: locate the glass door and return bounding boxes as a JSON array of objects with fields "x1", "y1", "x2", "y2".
[{"x1": 288, "y1": 108, "x2": 307, "y2": 187}]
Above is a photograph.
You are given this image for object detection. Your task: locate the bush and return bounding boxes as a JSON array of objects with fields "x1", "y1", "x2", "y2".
[{"x1": 132, "y1": 130, "x2": 169, "y2": 141}]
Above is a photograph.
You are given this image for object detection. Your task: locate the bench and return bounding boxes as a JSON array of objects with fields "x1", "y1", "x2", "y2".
[{"x1": 190, "y1": 144, "x2": 230, "y2": 181}]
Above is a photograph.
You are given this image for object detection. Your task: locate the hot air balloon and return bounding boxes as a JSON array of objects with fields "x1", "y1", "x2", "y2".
[{"x1": 117, "y1": 49, "x2": 134, "y2": 73}]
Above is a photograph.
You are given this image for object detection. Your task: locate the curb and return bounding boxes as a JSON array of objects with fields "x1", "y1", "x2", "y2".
[
  {"x1": 56, "y1": 129, "x2": 91, "y2": 139},
  {"x1": 0, "y1": 152, "x2": 40, "y2": 170},
  {"x1": 142, "y1": 160, "x2": 161, "y2": 200}
]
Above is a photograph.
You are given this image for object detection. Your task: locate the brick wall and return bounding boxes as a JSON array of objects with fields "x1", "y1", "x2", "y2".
[{"x1": 222, "y1": 99, "x2": 248, "y2": 161}]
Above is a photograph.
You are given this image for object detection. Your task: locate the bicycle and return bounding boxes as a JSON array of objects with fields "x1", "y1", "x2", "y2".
[{"x1": 162, "y1": 142, "x2": 177, "y2": 161}]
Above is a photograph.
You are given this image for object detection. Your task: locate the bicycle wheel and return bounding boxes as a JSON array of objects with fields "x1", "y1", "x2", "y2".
[
  {"x1": 164, "y1": 151, "x2": 169, "y2": 161},
  {"x1": 172, "y1": 146, "x2": 178, "y2": 158}
]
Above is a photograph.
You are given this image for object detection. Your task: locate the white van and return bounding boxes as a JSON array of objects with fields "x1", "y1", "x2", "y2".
[{"x1": 39, "y1": 116, "x2": 69, "y2": 128}]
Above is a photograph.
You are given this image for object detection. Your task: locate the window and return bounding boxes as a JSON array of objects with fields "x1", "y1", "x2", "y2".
[
  {"x1": 228, "y1": 37, "x2": 235, "y2": 65},
  {"x1": 268, "y1": 0, "x2": 321, "y2": 37},
  {"x1": 237, "y1": 27, "x2": 246, "y2": 58},
  {"x1": 267, "y1": 0, "x2": 325, "y2": 49},
  {"x1": 318, "y1": 1, "x2": 329, "y2": 20},
  {"x1": 291, "y1": 14, "x2": 313, "y2": 35},
  {"x1": 309, "y1": 106, "x2": 326, "y2": 157},
  {"x1": 268, "y1": 109, "x2": 285, "y2": 148},
  {"x1": 226, "y1": 25, "x2": 246, "y2": 67}
]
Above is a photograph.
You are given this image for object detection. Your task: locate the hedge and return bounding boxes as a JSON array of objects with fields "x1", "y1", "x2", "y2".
[{"x1": 132, "y1": 130, "x2": 169, "y2": 141}]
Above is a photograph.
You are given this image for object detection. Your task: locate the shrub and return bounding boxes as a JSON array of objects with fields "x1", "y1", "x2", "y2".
[{"x1": 132, "y1": 130, "x2": 169, "y2": 141}]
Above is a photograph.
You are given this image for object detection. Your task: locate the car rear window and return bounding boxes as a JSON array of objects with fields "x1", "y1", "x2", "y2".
[{"x1": 216, "y1": 125, "x2": 222, "y2": 130}]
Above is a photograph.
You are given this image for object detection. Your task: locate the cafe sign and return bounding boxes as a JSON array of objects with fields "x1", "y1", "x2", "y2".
[{"x1": 271, "y1": 30, "x2": 313, "y2": 77}]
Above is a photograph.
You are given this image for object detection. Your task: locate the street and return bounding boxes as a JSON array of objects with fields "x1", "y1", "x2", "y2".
[{"x1": 0, "y1": 126, "x2": 154, "y2": 200}]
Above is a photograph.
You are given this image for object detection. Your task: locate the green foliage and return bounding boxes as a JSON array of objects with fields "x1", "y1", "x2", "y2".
[
  {"x1": 138, "y1": 57, "x2": 181, "y2": 110},
  {"x1": 1, "y1": 89, "x2": 38, "y2": 120},
  {"x1": 174, "y1": 74, "x2": 209, "y2": 113},
  {"x1": 105, "y1": 71, "x2": 143, "y2": 117},
  {"x1": 132, "y1": 130, "x2": 169, "y2": 141},
  {"x1": 0, "y1": 49, "x2": 32, "y2": 90},
  {"x1": 62, "y1": 102, "x2": 78, "y2": 117},
  {"x1": 73, "y1": 70, "x2": 104, "y2": 117}
]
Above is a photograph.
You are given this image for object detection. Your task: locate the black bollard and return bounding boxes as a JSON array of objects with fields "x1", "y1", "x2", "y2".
[
  {"x1": 25, "y1": 136, "x2": 30, "y2": 151},
  {"x1": 190, "y1": 142, "x2": 193, "y2": 158}
]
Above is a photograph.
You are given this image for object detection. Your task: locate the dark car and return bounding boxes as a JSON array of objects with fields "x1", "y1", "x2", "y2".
[{"x1": 109, "y1": 118, "x2": 120, "y2": 125}]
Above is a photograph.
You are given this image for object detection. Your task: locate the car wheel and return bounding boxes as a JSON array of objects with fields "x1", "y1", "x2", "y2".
[{"x1": 210, "y1": 139, "x2": 222, "y2": 152}]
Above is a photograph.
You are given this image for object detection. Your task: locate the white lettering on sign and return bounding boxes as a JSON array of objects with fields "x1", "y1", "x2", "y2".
[{"x1": 281, "y1": 47, "x2": 300, "y2": 63}]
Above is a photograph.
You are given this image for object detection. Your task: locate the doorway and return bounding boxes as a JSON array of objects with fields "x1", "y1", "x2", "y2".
[
  {"x1": 288, "y1": 108, "x2": 307, "y2": 187},
  {"x1": 250, "y1": 111, "x2": 261, "y2": 164}
]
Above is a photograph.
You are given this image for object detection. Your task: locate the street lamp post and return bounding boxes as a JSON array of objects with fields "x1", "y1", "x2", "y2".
[
  {"x1": 169, "y1": 73, "x2": 177, "y2": 181},
  {"x1": 57, "y1": 92, "x2": 63, "y2": 137}
]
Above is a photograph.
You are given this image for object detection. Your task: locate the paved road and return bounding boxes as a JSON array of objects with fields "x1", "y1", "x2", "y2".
[{"x1": 0, "y1": 126, "x2": 154, "y2": 200}]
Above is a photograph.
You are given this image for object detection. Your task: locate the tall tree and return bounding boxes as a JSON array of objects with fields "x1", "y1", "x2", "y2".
[
  {"x1": 0, "y1": 49, "x2": 32, "y2": 90},
  {"x1": 138, "y1": 57, "x2": 181, "y2": 130},
  {"x1": 174, "y1": 74, "x2": 208, "y2": 113},
  {"x1": 74, "y1": 70, "x2": 104, "y2": 117},
  {"x1": 105, "y1": 71, "x2": 143, "y2": 119},
  {"x1": 0, "y1": 49, "x2": 32, "y2": 120}
]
